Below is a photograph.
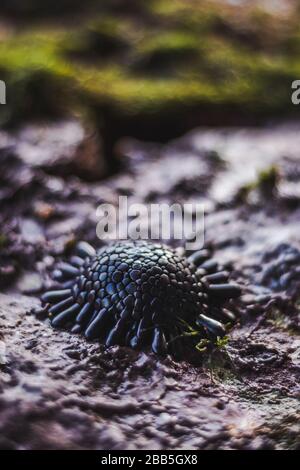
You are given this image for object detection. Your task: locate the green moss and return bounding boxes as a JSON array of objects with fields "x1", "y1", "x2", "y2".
[
  {"x1": 0, "y1": 233, "x2": 8, "y2": 249},
  {"x1": 148, "y1": 0, "x2": 224, "y2": 32},
  {"x1": 0, "y1": 31, "x2": 77, "y2": 123},
  {"x1": 257, "y1": 165, "x2": 280, "y2": 193},
  {"x1": 132, "y1": 31, "x2": 200, "y2": 72},
  {"x1": 236, "y1": 165, "x2": 280, "y2": 203}
]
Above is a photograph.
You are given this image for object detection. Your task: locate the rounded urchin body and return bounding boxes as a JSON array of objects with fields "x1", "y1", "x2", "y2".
[{"x1": 41, "y1": 241, "x2": 241, "y2": 356}]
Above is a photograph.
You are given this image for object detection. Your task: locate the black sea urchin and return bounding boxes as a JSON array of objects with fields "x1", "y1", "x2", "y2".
[{"x1": 41, "y1": 241, "x2": 241, "y2": 356}]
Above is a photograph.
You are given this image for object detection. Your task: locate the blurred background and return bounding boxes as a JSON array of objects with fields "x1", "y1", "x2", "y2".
[{"x1": 0, "y1": 0, "x2": 299, "y2": 169}]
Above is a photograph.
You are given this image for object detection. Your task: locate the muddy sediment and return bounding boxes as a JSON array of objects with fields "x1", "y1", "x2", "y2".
[{"x1": 0, "y1": 121, "x2": 300, "y2": 449}]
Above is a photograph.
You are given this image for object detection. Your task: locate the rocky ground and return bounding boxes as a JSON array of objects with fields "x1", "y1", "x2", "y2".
[{"x1": 0, "y1": 120, "x2": 300, "y2": 449}]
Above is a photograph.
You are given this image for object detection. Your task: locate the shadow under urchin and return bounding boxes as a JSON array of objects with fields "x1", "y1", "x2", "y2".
[{"x1": 40, "y1": 241, "x2": 241, "y2": 357}]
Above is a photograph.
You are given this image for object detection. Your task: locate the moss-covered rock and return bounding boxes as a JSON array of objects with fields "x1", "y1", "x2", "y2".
[{"x1": 0, "y1": 0, "x2": 299, "y2": 152}]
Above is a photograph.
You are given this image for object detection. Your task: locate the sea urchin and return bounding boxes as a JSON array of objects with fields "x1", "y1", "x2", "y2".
[{"x1": 41, "y1": 241, "x2": 241, "y2": 356}]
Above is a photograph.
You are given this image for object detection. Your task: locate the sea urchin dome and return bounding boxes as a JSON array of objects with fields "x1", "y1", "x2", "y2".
[{"x1": 41, "y1": 241, "x2": 241, "y2": 356}]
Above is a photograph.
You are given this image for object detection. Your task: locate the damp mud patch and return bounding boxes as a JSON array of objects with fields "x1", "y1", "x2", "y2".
[{"x1": 0, "y1": 121, "x2": 300, "y2": 449}]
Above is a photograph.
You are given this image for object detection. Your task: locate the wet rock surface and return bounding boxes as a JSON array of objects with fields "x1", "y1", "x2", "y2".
[{"x1": 0, "y1": 120, "x2": 300, "y2": 449}]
